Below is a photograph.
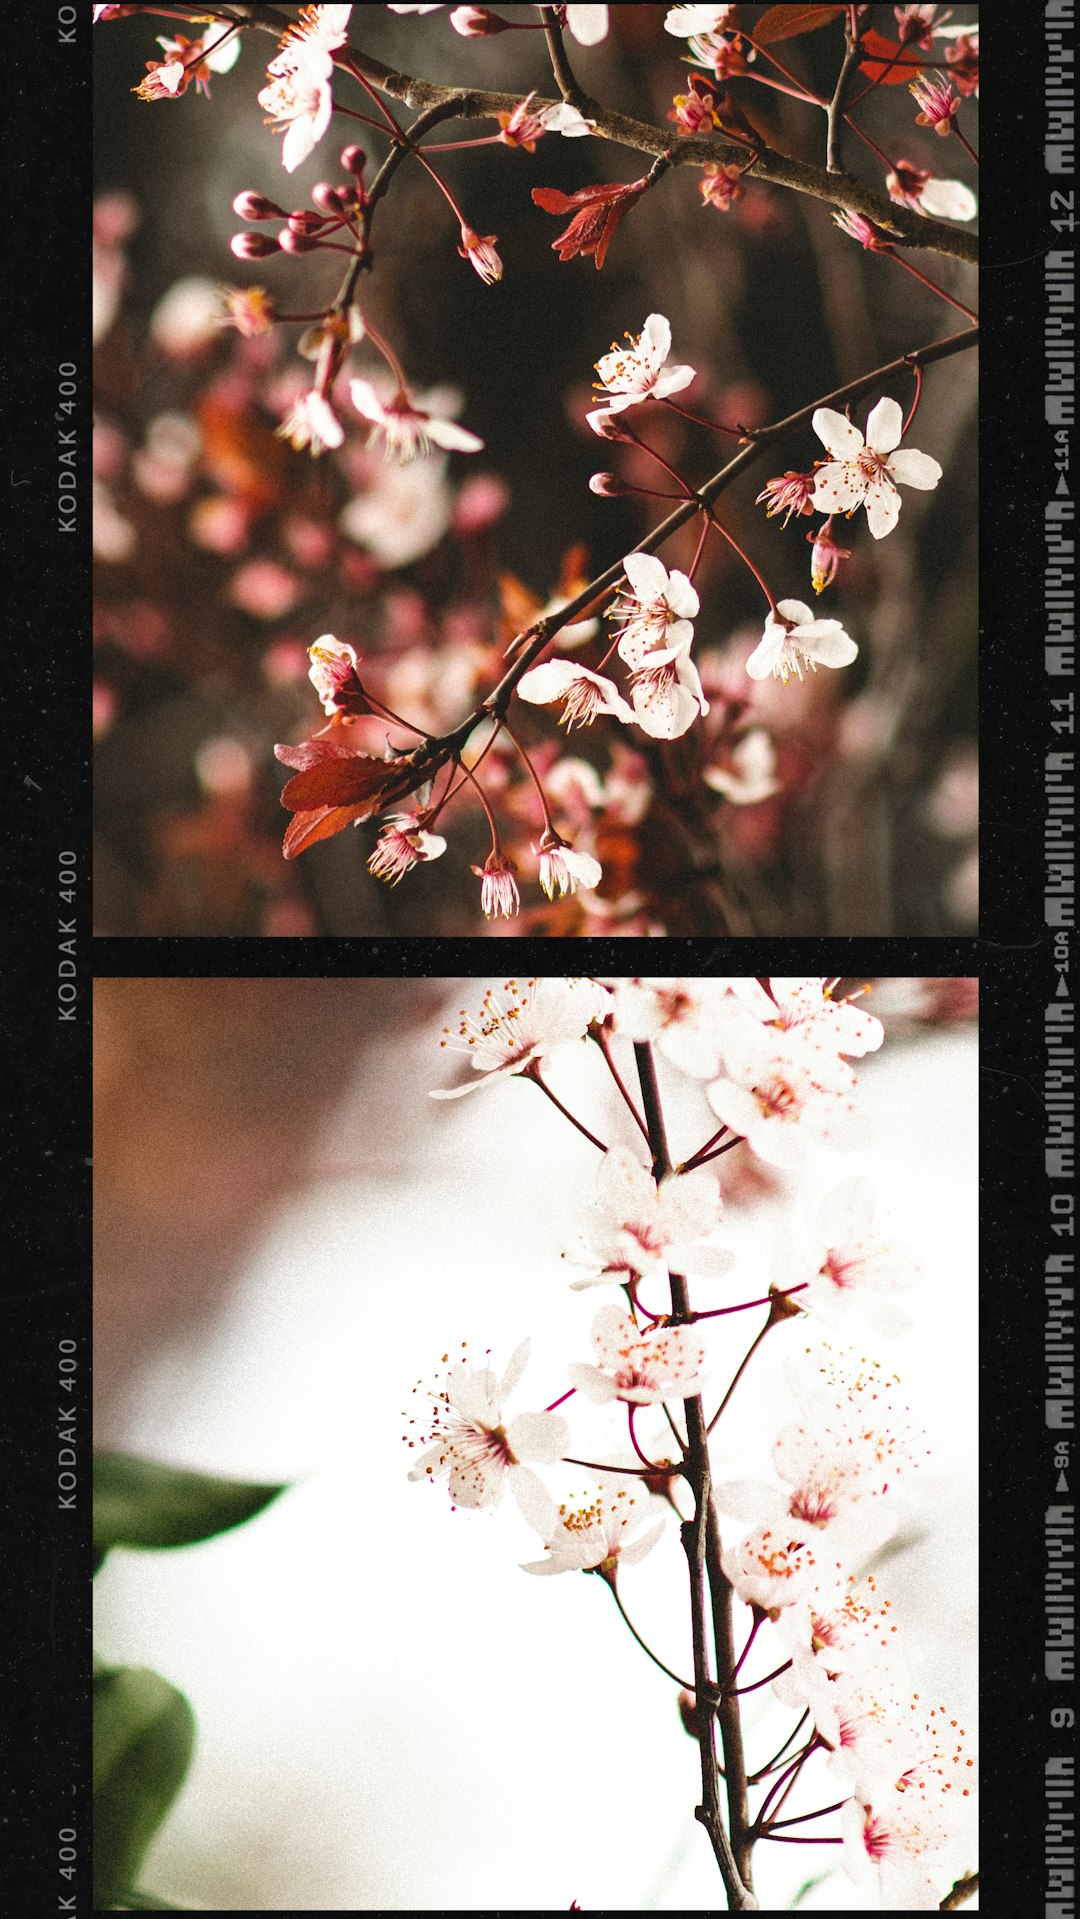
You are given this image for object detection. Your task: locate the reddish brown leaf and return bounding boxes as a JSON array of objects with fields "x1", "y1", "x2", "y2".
[
  {"x1": 282, "y1": 805, "x2": 368, "y2": 860},
  {"x1": 280, "y1": 753, "x2": 413, "y2": 813},
  {"x1": 754, "y1": 4, "x2": 845, "y2": 45},
  {"x1": 274, "y1": 737, "x2": 364, "y2": 774},
  {"x1": 857, "y1": 29, "x2": 931, "y2": 81}
]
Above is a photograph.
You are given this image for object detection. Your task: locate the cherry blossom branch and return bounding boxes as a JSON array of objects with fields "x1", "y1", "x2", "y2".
[
  {"x1": 185, "y1": 4, "x2": 978, "y2": 264},
  {"x1": 704, "y1": 1497, "x2": 753, "y2": 1887},
  {"x1": 632, "y1": 1041, "x2": 757, "y2": 1911},
  {"x1": 390, "y1": 324, "x2": 978, "y2": 794}
]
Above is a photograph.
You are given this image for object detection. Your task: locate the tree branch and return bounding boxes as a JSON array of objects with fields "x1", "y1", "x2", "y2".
[
  {"x1": 827, "y1": 10, "x2": 863, "y2": 174},
  {"x1": 388, "y1": 323, "x2": 978, "y2": 789},
  {"x1": 633, "y1": 1043, "x2": 757, "y2": 1912},
  {"x1": 186, "y1": 4, "x2": 978, "y2": 264}
]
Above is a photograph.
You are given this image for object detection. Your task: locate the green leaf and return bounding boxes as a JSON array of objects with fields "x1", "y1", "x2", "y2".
[
  {"x1": 94, "y1": 1452, "x2": 287, "y2": 1554},
  {"x1": 111, "y1": 1894, "x2": 185, "y2": 1911},
  {"x1": 93, "y1": 1664, "x2": 196, "y2": 1910}
]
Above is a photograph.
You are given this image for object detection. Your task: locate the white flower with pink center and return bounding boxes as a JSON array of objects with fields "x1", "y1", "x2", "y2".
[
  {"x1": 607, "y1": 976, "x2": 753, "y2": 1079},
  {"x1": 843, "y1": 1706, "x2": 977, "y2": 1912},
  {"x1": 778, "y1": 1654, "x2": 926, "y2": 1791},
  {"x1": 350, "y1": 379, "x2": 483, "y2": 461},
  {"x1": 721, "y1": 1523, "x2": 818, "y2": 1615},
  {"x1": 537, "y1": 836, "x2": 602, "y2": 899},
  {"x1": 706, "y1": 1023, "x2": 859, "y2": 1168},
  {"x1": 775, "y1": 1176, "x2": 918, "y2": 1333},
  {"x1": 745, "y1": 598, "x2": 858, "y2": 685},
  {"x1": 630, "y1": 648, "x2": 709, "y2": 740},
  {"x1": 430, "y1": 977, "x2": 609, "y2": 1099},
  {"x1": 517, "y1": 659, "x2": 634, "y2": 730},
  {"x1": 704, "y1": 728, "x2": 781, "y2": 805},
  {"x1": 407, "y1": 1337, "x2": 568, "y2": 1511},
  {"x1": 307, "y1": 634, "x2": 360, "y2": 713},
  {"x1": 842, "y1": 1794, "x2": 949, "y2": 1910},
  {"x1": 368, "y1": 812, "x2": 447, "y2": 884},
  {"x1": 592, "y1": 313, "x2": 695, "y2": 417},
  {"x1": 811, "y1": 397, "x2": 943, "y2": 539},
  {"x1": 716, "y1": 1344, "x2": 928, "y2": 1549},
  {"x1": 520, "y1": 1479, "x2": 665, "y2": 1578},
  {"x1": 763, "y1": 977, "x2": 885, "y2": 1059},
  {"x1": 276, "y1": 389, "x2": 345, "y2": 455},
  {"x1": 259, "y1": 49, "x2": 336, "y2": 174},
  {"x1": 781, "y1": 1566, "x2": 902, "y2": 1675},
  {"x1": 611, "y1": 551, "x2": 699, "y2": 669},
  {"x1": 887, "y1": 160, "x2": 977, "y2": 222},
  {"x1": 568, "y1": 1144, "x2": 732, "y2": 1291},
  {"x1": 569, "y1": 1304, "x2": 707, "y2": 1404}
]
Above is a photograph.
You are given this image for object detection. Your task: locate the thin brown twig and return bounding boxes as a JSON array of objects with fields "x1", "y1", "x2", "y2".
[{"x1": 827, "y1": 10, "x2": 864, "y2": 173}]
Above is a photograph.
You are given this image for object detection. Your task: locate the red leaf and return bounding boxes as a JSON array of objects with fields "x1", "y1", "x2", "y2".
[
  {"x1": 274, "y1": 737, "x2": 362, "y2": 774},
  {"x1": 754, "y1": 4, "x2": 845, "y2": 45},
  {"x1": 857, "y1": 29, "x2": 931, "y2": 82},
  {"x1": 282, "y1": 805, "x2": 367, "y2": 860},
  {"x1": 280, "y1": 755, "x2": 408, "y2": 812}
]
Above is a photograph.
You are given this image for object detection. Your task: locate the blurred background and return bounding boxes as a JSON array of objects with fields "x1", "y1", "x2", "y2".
[
  {"x1": 93, "y1": 4, "x2": 977, "y2": 936},
  {"x1": 94, "y1": 975, "x2": 978, "y2": 1910}
]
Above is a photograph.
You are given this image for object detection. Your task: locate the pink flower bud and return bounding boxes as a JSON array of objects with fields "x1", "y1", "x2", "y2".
[
  {"x1": 230, "y1": 231, "x2": 280, "y2": 259},
  {"x1": 311, "y1": 182, "x2": 342, "y2": 214},
  {"x1": 340, "y1": 144, "x2": 368, "y2": 176},
  {"x1": 589, "y1": 471, "x2": 628, "y2": 497},
  {"x1": 231, "y1": 190, "x2": 283, "y2": 222},
  {"x1": 279, "y1": 227, "x2": 318, "y2": 254},
  {"x1": 450, "y1": 4, "x2": 508, "y2": 32},
  {"x1": 288, "y1": 209, "x2": 326, "y2": 236}
]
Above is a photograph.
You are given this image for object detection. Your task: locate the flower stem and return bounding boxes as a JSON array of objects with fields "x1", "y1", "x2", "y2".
[
  {"x1": 525, "y1": 1061, "x2": 609, "y2": 1153},
  {"x1": 707, "y1": 1312, "x2": 777, "y2": 1435},
  {"x1": 589, "y1": 1028, "x2": 651, "y2": 1143},
  {"x1": 707, "y1": 512, "x2": 777, "y2": 614},
  {"x1": 605, "y1": 1579, "x2": 694, "y2": 1691},
  {"x1": 954, "y1": 125, "x2": 979, "y2": 167},
  {"x1": 693, "y1": 1285, "x2": 806, "y2": 1322},
  {"x1": 888, "y1": 250, "x2": 978, "y2": 324}
]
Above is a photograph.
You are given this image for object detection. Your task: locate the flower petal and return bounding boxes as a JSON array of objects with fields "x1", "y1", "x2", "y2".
[
  {"x1": 812, "y1": 408, "x2": 864, "y2": 458},
  {"x1": 662, "y1": 568, "x2": 700, "y2": 620},
  {"x1": 640, "y1": 312, "x2": 672, "y2": 363},
  {"x1": 496, "y1": 1336, "x2": 531, "y2": 1403},
  {"x1": 505, "y1": 1409, "x2": 569, "y2": 1460},
  {"x1": 887, "y1": 447, "x2": 942, "y2": 490},
  {"x1": 621, "y1": 549, "x2": 670, "y2": 600},
  {"x1": 918, "y1": 176, "x2": 977, "y2": 221},
  {"x1": 426, "y1": 416, "x2": 484, "y2": 453},
  {"x1": 810, "y1": 464, "x2": 864, "y2": 514},
  {"x1": 864, "y1": 474, "x2": 902, "y2": 539},
  {"x1": 864, "y1": 396, "x2": 904, "y2": 455}
]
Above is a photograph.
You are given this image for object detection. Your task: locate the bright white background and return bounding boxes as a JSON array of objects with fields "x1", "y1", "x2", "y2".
[{"x1": 94, "y1": 981, "x2": 978, "y2": 1911}]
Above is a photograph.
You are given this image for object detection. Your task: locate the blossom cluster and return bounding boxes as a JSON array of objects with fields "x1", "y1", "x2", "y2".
[
  {"x1": 94, "y1": 4, "x2": 976, "y2": 936},
  {"x1": 407, "y1": 976, "x2": 975, "y2": 1907}
]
